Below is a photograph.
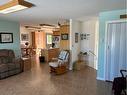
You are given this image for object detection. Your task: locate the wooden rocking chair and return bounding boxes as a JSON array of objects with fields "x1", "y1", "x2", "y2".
[{"x1": 49, "y1": 50, "x2": 70, "y2": 75}]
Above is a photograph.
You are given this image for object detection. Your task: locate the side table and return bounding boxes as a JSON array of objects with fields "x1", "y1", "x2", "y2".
[{"x1": 21, "y1": 58, "x2": 31, "y2": 71}]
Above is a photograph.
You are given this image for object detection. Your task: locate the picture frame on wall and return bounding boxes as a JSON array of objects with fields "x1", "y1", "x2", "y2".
[
  {"x1": 61, "y1": 34, "x2": 68, "y2": 40},
  {"x1": 21, "y1": 34, "x2": 29, "y2": 41},
  {"x1": 0, "y1": 33, "x2": 13, "y2": 43},
  {"x1": 53, "y1": 36, "x2": 60, "y2": 42},
  {"x1": 75, "y1": 33, "x2": 78, "y2": 43},
  {"x1": 84, "y1": 34, "x2": 87, "y2": 39},
  {"x1": 80, "y1": 34, "x2": 83, "y2": 40}
]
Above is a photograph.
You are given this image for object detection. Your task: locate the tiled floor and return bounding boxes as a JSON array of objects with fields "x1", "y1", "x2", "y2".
[{"x1": 0, "y1": 56, "x2": 113, "y2": 95}]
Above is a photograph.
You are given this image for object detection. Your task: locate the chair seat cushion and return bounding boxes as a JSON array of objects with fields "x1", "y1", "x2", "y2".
[
  {"x1": 7, "y1": 63, "x2": 20, "y2": 70},
  {"x1": 15, "y1": 63, "x2": 20, "y2": 68},
  {"x1": 7, "y1": 63, "x2": 16, "y2": 70},
  {"x1": 49, "y1": 62, "x2": 59, "y2": 68},
  {"x1": 0, "y1": 64, "x2": 8, "y2": 72}
]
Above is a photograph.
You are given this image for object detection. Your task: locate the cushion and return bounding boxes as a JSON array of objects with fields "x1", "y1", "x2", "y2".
[
  {"x1": 0, "y1": 49, "x2": 14, "y2": 57},
  {"x1": 7, "y1": 63, "x2": 20, "y2": 70},
  {"x1": 15, "y1": 63, "x2": 20, "y2": 68},
  {"x1": 0, "y1": 57, "x2": 13, "y2": 64},
  {"x1": 58, "y1": 51, "x2": 68, "y2": 60},
  {"x1": 0, "y1": 50, "x2": 9, "y2": 57},
  {"x1": 65, "y1": 53, "x2": 69, "y2": 61},
  {"x1": 49, "y1": 60, "x2": 64, "y2": 67},
  {"x1": 7, "y1": 63, "x2": 16, "y2": 70},
  {"x1": 49, "y1": 62, "x2": 59, "y2": 67},
  {"x1": 0, "y1": 64, "x2": 8, "y2": 72},
  {"x1": 49, "y1": 50, "x2": 69, "y2": 68}
]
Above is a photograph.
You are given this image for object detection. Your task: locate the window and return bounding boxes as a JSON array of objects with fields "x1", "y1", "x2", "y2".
[{"x1": 47, "y1": 34, "x2": 52, "y2": 44}]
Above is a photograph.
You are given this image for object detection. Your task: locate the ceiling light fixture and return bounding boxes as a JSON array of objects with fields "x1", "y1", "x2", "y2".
[{"x1": 0, "y1": 0, "x2": 34, "y2": 14}]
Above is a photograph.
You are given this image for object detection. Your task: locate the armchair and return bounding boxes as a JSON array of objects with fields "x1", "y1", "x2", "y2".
[{"x1": 49, "y1": 50, "x2": 70, "y2": 75}]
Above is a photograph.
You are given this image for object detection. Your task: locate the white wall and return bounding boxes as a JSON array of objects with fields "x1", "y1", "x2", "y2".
[
  {"x1": 20, "y1": 26, "x2": 32, "y2": 46},
  {"x1": 80, "y1": 19, "x2": 99, "y2": 69},
  {"x1": 69, "y1": 19, "x2": 81, "y2": 70}
]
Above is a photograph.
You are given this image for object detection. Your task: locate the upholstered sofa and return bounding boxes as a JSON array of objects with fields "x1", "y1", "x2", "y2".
[{"x1": 0, "y1": 49, "x2": 22, "y2": 79}]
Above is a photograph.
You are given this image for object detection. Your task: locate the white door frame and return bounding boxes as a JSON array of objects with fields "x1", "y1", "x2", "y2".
[
  {"x1": 94, "y1": 21, "x2": 99, "y2": 70},
  {"x1": 104, "y1": 19, "x2": 127, "y2": 80}
]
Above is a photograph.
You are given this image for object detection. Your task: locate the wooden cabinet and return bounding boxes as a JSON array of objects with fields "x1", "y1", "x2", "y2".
[
  {"x1": 31, "y1": 32, "x2": 46, "y2": 49},
  {"x1": 42, "y1": 48, "x2": 59, "y2": 62},
  {"x1": 60, "y1": 25, "x2": 69, "y2": 34},
  {"x1": 47, "y1": 48, "x2": 59, "y2": 62}
]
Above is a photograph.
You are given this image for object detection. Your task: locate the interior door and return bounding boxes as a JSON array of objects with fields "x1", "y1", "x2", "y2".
[{"x1": 105, "y1": 21, "x2": 127, "y2": 81}]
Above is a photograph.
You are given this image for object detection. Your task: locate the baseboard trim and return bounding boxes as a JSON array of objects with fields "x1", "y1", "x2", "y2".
[{"x1": 96, "y1": 77, "x2": 105, "y2": 81}]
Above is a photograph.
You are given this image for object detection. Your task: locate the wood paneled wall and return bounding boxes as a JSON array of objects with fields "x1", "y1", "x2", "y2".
[
  {"x1": 60, "y1": 25, "x2": 70, "y2": 50},
  {"x1": 53, "y1": 31, "x2": 60, "y2": 36},
  {"x1": 31, "y1": 25, "x2": 70, "y2": 51},
  {"x1": 31, "y1": 32, "x2": 46, "y2": 49},
  {"x1": 31, "y1": 32, "x2": 36, "y2": 48}
]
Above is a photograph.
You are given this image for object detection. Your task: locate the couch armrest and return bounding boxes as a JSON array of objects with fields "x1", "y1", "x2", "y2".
[
  {"x1": 14, "y1": 58, "x2": 23, "y2": 72},
  {"x1": 14, "y1": 58, "x2": 21, "y2": 63}
]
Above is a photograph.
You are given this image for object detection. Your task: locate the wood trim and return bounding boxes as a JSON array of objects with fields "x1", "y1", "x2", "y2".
[
  {"x1": 0, "y1": 0, "x2": 34, "y2": 10},
  {"x1": 53, "y1": 31, "x2": 60, "y2": 36},
  {"x1": 0, "y1": 0, "x2": 18, "y2": 10},
  {"x1": 25, "y1": 26, "x2": 41, "y2": 29},
  {"x1": 18, "y1": 0, "x2": 35, "y2": 8}
]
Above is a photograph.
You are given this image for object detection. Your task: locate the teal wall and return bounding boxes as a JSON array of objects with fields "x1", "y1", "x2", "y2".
[
  {"x1": 0, "y1": 19, "x2": 20, "y2": 57},
  {"x1": 97, "y1": 9, "x2": 126, "y2": 79}
]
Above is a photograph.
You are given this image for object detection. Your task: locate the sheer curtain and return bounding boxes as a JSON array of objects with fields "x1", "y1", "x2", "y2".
[{"x1": 106, "y1": 22, "x2": 127, "y2": 81}]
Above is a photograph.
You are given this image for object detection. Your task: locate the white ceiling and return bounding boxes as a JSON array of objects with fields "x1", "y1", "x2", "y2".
[{"x1": 0, "y1": 0, "x2": 126, "y2": 25}]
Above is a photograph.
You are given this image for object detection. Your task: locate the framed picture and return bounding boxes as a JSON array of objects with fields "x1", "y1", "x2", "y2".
[
  {"x1": 84, "y1": 34, "x2": 87, "y2": 39},
  {"x1": 86, "y1": 34, "x2": 90, "y2": 40},
  {"x1": 80, "y1": 34, "x2": 83, "y2": 40},
  {"x1": 75, "y1": 33, "x2": 78, "y2": 43},
  {"x1": 61, "y1": 34, "x2": 68, "y2": 40},
  {"x1": 83, "y1": 33, "x2": 90, "y2": 40},
  {"x1": 21, "y1": 34, "x2": 29, "y2": 41},
  {"x1": 53, "y1": 36, "x2": 60, "y2": 42},
  {"x1": 0, "y1": 33, "x2": 13, "y2": 43}
]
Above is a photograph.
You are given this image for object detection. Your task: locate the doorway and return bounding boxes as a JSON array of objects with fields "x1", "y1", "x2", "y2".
[
  {"x1": 94, "y1": 21, "x2": 99, "y2": 70},
  {"x1": 105, "y1": 20, "x2": 127, "y2": 81}
]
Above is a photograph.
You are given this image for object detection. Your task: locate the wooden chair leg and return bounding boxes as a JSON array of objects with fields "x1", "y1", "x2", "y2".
[
  {"x1": 50, "y1": 66, "x2": 56, "y2": 73},
  {"x1": 50, "y1": 66, "x2": 67, "y2": 75}
]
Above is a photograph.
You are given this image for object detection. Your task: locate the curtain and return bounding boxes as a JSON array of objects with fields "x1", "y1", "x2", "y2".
[{"x1": 106, "y1": 22, "x2": 127, "y2": 81}]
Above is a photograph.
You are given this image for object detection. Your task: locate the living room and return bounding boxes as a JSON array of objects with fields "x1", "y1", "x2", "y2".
[{"x1": 0, "y1": 0, "x2": 126, "y2": 95}]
